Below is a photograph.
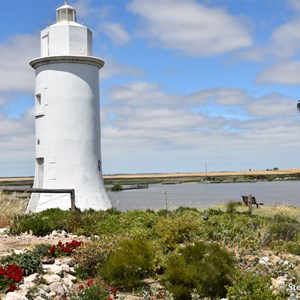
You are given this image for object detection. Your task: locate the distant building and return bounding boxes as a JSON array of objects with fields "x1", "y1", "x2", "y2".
[{"x1": 26, "y1": 3, "x2": 111, "y2": 212}]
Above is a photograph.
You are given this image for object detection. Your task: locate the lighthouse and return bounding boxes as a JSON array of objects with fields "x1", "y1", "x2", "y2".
[{"x1": 26, "y1": 3, "x2": 112, "y2": 212}]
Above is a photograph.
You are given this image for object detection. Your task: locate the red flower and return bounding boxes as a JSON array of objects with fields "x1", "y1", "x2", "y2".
[
  {"x1": 0, "y1": 268, "x2": 6, "y2": 275},
  {"x1": 79, "y1": 284, "x2": 85, "y2": 290},
  {"x1": 61, "y1": 246, "x2": 73, "y2": 254},
  {"x1": 6, "y1": 264, "x2": 23, "y2": 283},
  {"x1": 7, "y1": 283, "x2": 16, "y2": 292},
  {"x1": 87, "y1": 279, "x2": 94, "y2": 287},
  {"x1": 49, "y1": 245, "x2": 56, "y2": 254},
  {"x1": 110, "y1": 287, "x2": 117, "y2": 296}
]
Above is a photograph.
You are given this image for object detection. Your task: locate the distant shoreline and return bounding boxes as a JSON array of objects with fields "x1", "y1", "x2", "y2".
[
  {"x1": 1, "y1": 168, "x2": 299, "y2": 182},
  {"x1": 103, "y1": 168, "x2": 300, "y2": 179}
]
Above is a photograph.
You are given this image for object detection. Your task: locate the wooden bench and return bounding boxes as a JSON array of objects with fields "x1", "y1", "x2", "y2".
[{"x1": 241, "y1": 195, "x2": 264, "y2": 208}]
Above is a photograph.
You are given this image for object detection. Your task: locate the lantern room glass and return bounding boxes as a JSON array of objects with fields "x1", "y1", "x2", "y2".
[{"x1": 56, "y1": 6, "x2": 76, "y2": 22}]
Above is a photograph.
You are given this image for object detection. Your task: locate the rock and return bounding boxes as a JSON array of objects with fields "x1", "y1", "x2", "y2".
[
  {"x1": 33, "y1": 297, "x2": 45, "y2": 300},
  {"x1": 65, "y1": 273, "x2": 77, "y2": 282},
  {"x1": 24, "y1": 273, "x2": 40, "y2": 284},
  {"x1": 45, "y1": 264, "x2": 63, "y2": 276},
  {"x1": 34, "y1": 287, "x2": 48, "y2": 299},
  {"x1": 49, "y1": 282, "x2": 66, "y2": 296},
  {"x1": 3, "y1": 292, "x2": 28, "y2": 300},
  {"x1": 259, "y1": 256, "x2": 269, "y2": 265},
  {"x1": 0, "y1": 228, "x2": 9, "y2": 234},
  {"x1": 43, "y1": 274, "x2": 61, "y2": 284},
  {"x1": 38, "y1": 284, "x2": 50, "y2": 293},
  {"x1": 271, "y1": 276, "x2": 286, "y2": 291},
  {"x1": 62, "y1": 277, "x2": 75, "y2": 289}
]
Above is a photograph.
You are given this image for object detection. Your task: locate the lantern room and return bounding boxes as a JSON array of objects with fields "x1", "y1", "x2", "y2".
[{"x1": 56, "y1": 2, "x2": 76, "y2": 23}]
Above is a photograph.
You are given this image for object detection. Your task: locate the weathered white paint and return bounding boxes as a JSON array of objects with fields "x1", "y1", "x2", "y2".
[{"x1": 26, "y1": 3, "x2": 111, "y2": 212}]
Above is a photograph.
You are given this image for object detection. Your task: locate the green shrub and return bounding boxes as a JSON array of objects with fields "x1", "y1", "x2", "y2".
[
  {"x1": 96, "y1": 210, "x2": 159, "y2": 238},
  {"x1": 226, "y1": 201, "x2": 242, "y2": 214},
  {"x1": 110, "y1": 183, "x2": 123, "y2": 191},
  {"x1": 162, "y1": 241, "x2": 235, "y2": 299},
  {"x1": 155, "y1": 212, "x2": 201, "y2": 250},
  {"x1": 99, "y1": 238, "x2": 156, "y2": 289},
  {"x1": 31, "y1": 243, "x2": 52, "y2": 257},
  {"x1": 226, "y1": 271, "x2": 286, "y2": 299},
  {"x1": 10, "y1": 208, "x2": 70, "y2": 236},
  {"x1": 69, "y1": 278, "x2": 114, "y2": 300},
  {"x1": 73, "y1": 237, "x2": 119, "y2": 279},
  {"x1": 268, "y1": 214, "x2": 300, "y2": 243},
  {"x1": 1, "y1": 251, "x2": 43, "y2": 276}
]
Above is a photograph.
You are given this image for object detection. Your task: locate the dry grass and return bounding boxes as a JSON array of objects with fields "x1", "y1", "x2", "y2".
[
  {"x1": 104, "y1": 168, "x2": 300, "y2": 179},
  {"x1": 0, "y1": 191, "x2": 29, "y2": 227}
]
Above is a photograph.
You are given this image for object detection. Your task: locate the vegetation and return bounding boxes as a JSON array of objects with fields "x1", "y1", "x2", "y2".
[{"x1": 2, "y1": 200, "x2": 300, "y2": 299}]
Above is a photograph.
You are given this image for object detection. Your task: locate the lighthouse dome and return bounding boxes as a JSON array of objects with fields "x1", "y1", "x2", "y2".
[{"x1": 56, "y1": 2, "x2": 76, "y2": 23}]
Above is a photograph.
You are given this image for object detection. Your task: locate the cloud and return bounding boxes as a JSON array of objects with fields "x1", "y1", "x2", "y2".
[
  {"x1": 270, "y1": 19, "x2": 300, "y2": 59},
  {"x1": 127, "y1": 0, "x2": 252, "y2": 56},
  {"x1": 256, "y1": 61, "x2": 300, "y2": 85},
  {"x1": 289, "y1": 0, "x2": 300, "y2": 13},
  {"x1": 101, "y1": 81, "x2": 298, "y2": 163},
  {"x1": 0, "y1": 107, "x2": 35, "y2": 176},
  {"x1": 0, "y1": 34, "x2": 38, "y2": 93},
  {"x1": 189, "y1": 88, "x2": 250, "y2": 106},
  {"x1": 100, "y1": 57, "x2": 146, "y2": 80},
  {"x1": 246, "y1": 93, "x2": 296, "y2": 117},
  {"x1": 99, "y1": 22, "x2": 131, "y2": 45}
]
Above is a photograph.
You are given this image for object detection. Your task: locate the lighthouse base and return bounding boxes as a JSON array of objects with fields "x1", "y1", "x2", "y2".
[{"x1": 26, "y1": 190, "x2": 111, "y2": 213}]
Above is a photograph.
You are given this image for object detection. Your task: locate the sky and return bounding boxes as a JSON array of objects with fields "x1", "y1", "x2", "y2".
[{"x1": 1, "y1": 0, "x2": 300, "y2": 177}]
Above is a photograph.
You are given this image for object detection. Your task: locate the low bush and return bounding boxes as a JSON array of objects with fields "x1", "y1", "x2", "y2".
[
  {"x1": 1, "y1": 251, "x2": 43, "y2": 277},
  {"x1": 96, "y1": 210, "x2": 160, "y2": 238},
  {"x1": 162, "y1": 241, "x2": 236, "y2": 299},
  {"x1": 99, "y1": 238, "x2": 156, "y2": 289},
  {"x1": 226, "y1": 271, "x2": 286, "y2": 299},
  {"x1": 0, "y1": 263, "x2": 23, "y2": 293},
  {"x1": 9, "y1": 208, "x2": 70, "y2": 236},
  {"x1": 268, "y1": 214, "x2": 300, "y2": 243},
  {"x1": 155, "y1": 211, "x2": 201, "y2": 250},
  {"x1": 69, "y1": 278, "x2": 117, "y2": 300},
  {"x1": 73, "y1": 237, "x2": 119, "y2": 279}
]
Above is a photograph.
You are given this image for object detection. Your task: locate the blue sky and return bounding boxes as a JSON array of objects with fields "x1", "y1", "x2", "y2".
[{"x1": 1, "y1": 0, "x2": 300, "y2": 177}]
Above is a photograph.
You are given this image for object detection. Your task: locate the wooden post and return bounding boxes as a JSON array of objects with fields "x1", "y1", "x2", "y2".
[
  {"x1": 165, "y1": 191, "x2": 168, "y2": 210},
  {"x1": 248, "y1": 193, "x2": 253, "y2": 214},
  {"x1": 1, "y1": 188, "x2": 76, "y2": 211}
]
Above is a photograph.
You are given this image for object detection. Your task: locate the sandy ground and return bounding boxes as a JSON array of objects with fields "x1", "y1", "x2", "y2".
[
  {"x1": 1, "y1": 168, "x2": 300, "y2": 182},
  {"x1": 103, "y1": 168, "x2": 300, "y2": 179},
  {"x1": 0, "y1": 233, "x2": 85, "y2": 256}
]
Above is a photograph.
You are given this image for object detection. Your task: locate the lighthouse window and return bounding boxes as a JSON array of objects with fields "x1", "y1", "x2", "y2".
[
  {"x1": 57, "y1": 7, "x2": 76, "y2": 22},
  {"x1": 35, "y1": 93, "x2": 45, "y2": 117},
  {"x1": 36, "y1": 93, "x2": 41, "y2": 105}
]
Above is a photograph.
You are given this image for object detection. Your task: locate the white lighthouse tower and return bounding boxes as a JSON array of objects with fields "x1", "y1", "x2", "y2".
[{"x1": 26, "y1": 2, "x2": 111, "y2": 212}]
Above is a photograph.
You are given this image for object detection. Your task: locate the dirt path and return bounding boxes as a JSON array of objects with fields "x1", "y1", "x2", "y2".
[{"x1": 0, "y1": 232, "x2": 85, "y2": 256}]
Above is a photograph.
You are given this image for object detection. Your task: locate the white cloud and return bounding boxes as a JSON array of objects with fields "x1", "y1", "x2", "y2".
[
  {"x1": 246, "y1": 93, "x2": 296, "y2": 117},
  {"x1": 289, "y1": 0, "x2": 300, "y2": 13},
  {"x1": 189, "y1": 88, "x2": 250, "y2": 106},
  {"x1": 256, "y1": 61, "x2": 300, "y2": 85},
  {"x1": 127, "y1": 0, "x2": 252, "y2": 56},
  {"x1": 270, "y1": 19, "x2": 300, "y2": 59},
  {"x1": 0, "y1": 34, "x2": 38, "y2": 93},
  {"x1": 99, "y1": 22, "x2": 131, "y2": 45},
  {"x1": 101, "y1": 81, "x2": 299, "y2": 165},
  {"x1": 100, "y1": 57, "x2": 145, "y2": 80}
]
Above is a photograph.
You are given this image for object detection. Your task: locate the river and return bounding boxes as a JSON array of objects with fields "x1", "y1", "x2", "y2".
[{"x1": 107, "y1": 181, "x2": 300, "y2": 211}]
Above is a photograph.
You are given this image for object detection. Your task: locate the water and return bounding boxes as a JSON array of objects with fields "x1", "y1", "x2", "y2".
[{"x1": 108, "y1": 181, "x2": 300, "y2": 211}]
